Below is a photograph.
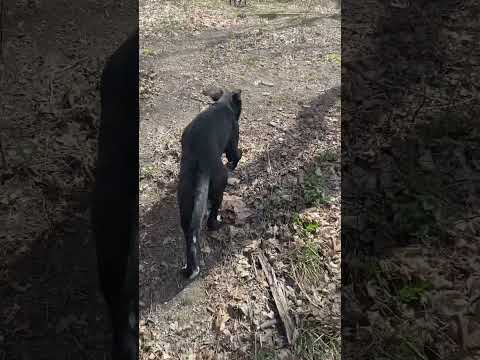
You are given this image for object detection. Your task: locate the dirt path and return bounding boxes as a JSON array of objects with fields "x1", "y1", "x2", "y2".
[{"x1": 139, "y1": 1, "x2": 340, "y2": 359}]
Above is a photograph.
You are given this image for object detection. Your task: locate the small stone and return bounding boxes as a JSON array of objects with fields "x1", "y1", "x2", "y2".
[{"x1": 260, "y1": 80, "x2": 274, "y2": 87}]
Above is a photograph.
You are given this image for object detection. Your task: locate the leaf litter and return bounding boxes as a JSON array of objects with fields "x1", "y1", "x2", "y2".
[{"x1": 139, "y1": 0, "x2": 340, "y2": 359}]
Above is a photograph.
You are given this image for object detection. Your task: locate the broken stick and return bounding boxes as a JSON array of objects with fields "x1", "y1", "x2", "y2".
[{"x1": 257, "y1": 251, "x2": 297, "y2": 345}]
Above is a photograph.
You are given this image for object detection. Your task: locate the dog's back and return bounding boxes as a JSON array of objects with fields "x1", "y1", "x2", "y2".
[{"x1": 181, "y1": 102, "x2": 235, "y2": 168}]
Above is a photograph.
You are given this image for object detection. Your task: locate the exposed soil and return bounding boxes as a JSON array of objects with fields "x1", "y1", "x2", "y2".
[{"x1": 139, "y1": 1, "x2": 341, "y2": 359}]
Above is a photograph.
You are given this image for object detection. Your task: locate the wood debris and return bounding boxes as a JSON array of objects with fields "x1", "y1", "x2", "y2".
[{"x1": 257, "y1": 251, "x2": 297, "y2": 345}]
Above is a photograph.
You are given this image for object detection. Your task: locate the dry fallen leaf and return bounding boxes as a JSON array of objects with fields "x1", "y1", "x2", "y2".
[
  {"x1": 213, "y1": 305, "x2": 230, "y2": 333},
  {"x1": 235, "y1": 255, "x2": 252, "y2": 278},
  {"x1": 196, "y1": 349, "x2": 215, "y2": 360},
  {"x1": 227, "y1": 177, "x2": 240, "y2": 186},
  {"x1": 169, "y1": 321, "x2": 178, "y2": 332},
  {"x1": 244, "y1": 239, "x2": 260, "y2": 253},
  {"x1": 222, "y1": 194, "x2": 254, "y2": 224}
]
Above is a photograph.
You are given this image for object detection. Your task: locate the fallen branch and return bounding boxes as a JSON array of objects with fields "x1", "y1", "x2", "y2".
[{"x1": 257, "y1": 251, "x2": 297, "y2": 345}]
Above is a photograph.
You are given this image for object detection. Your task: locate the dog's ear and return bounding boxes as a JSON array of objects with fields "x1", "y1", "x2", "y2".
[
  {"x1": 231, "y1": 89, "x2": 242, "y2": 103},
  {"x1": 202, "y1": 86, "x2": 224, "y2": 101}
]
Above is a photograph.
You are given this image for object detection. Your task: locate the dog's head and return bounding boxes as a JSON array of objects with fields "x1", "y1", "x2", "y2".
[{"x1": 203, "y1": 87, "x2": 242, "y2": 118}]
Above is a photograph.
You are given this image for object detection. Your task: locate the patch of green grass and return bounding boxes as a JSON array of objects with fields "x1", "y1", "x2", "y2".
[
  {"x1": 325, "y1": 53, "x2": 341, "y2": 65},
  {"x1": 295, "y1": 320, "x2": 340, "y2": 360},
  {"x1": 141, "y1": 48, "x2": 155, "y2": 56},
  {"x1": 325, "y1": 53, "x2": 341, "y2": 64},
  {"x1": 292, "y1": 213, "x2": 302, "y2": 225},
  {"x1": 294, "y1": 240, "x2": 323, "y2": 285},
  {"x1": 355, "y1": 257, "x2": 433, "y2": 307},
  {"x1": 255, "y1": 349, "x2": 276, "y2": 360},
  {"x1": 303, "y1": 150, "x2": 337, "y2": 206},
  {"x1": 304, "y1": 172, "x2": 330, "y2": 206},
  {"x1": 292, "y1": 215, "x2": 320, "y2": 235},
  {"x1": 397, "y1": 280, "x2": 432, "y2": 305},
  {"x1": 317, "y1": 149, "x2": 338, "y2": 162},
  {"x1": 140, "y1": 164, "x2": 155, "y2": 180},
  {"x1": 393, "y1": 195, "x2": 438, "y2": 241},
  {"x1": 303, "y1": 221, "x2": 319, "y2": 234}
]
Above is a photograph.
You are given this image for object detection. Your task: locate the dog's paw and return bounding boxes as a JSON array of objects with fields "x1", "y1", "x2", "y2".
[
  {"x1": 207, "y1": 215, "x2": 223, "y2": 231},
  {"x1": 226, "y1": 161, "x2": 237, "y2": 172},
  {"x1": 181, "y1": 264, "x2": 200, "y2": 280}
]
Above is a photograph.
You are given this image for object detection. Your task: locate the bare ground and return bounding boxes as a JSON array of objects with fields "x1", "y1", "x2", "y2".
[{"x1": 139, "y1": 1, "x2": 341, "y2": 359}]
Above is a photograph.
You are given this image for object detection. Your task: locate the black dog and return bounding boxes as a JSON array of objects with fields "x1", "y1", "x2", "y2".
[
  {"x1": 91, "y1": 30, "x2": 139, "y2": 360},
  {"x1": 177, "y1": 88, "x2": 243, "y2": 280}
]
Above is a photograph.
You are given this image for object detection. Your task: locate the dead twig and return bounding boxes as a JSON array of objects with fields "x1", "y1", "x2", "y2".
[
  {"x1": 53, "y1": 57, "x2": 88, "y2": 77},
  {"x1": 257, "y1": 251, "x2": 297, "y2": 345},
  {"x1": 411, "y1": 79, "x2": 426, "y2": 124},
  {"x1": 265, "y1": 145, "x2": 272, "y2": 174}
]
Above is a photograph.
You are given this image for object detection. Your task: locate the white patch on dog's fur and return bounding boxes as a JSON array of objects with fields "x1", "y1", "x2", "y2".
[
  {"x1": 193, "y1": 235, "x2": 197, "y2": 244},
  {"x1": 189, "y1": 266, "x2": 200, "y2": 280},
  {"x1": 206, "y1": 200, "x2": 212, "y2": 218},
  {"x1": 217, "y1": 214, "x2": 222, "y2": 222}
]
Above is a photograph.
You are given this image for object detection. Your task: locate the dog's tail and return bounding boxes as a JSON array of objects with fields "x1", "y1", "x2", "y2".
[{"x1": 190, "y1": 171, "x2": 209, "y2": 235}]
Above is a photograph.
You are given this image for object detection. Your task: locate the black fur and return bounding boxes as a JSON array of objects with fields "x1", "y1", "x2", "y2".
[
  {"x1": 177, "y1": 88, "x2": 243, "y2": 280},
  {"x1": 91, "y1": 30, "x2": 139, "y2": 360}
]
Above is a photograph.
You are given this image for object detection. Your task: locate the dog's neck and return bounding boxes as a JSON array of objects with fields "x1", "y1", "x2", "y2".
[{"x1": 217, "y1": 92, "x2": 234, "y2": 114}]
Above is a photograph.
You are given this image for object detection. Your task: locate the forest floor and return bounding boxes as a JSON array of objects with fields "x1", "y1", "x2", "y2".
[
  {"x1": 0, "y1": 0, "x2": 136, "y2": 359},
  {"x1": 2, "y1": 1, "x2": 478, "y2": 360},
  {"x1": 342, "y1": 1, "x2": 480, "y2": 359},
  {"x1": 138, "y1": 0, "x2": 341, "y2": 359}
]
